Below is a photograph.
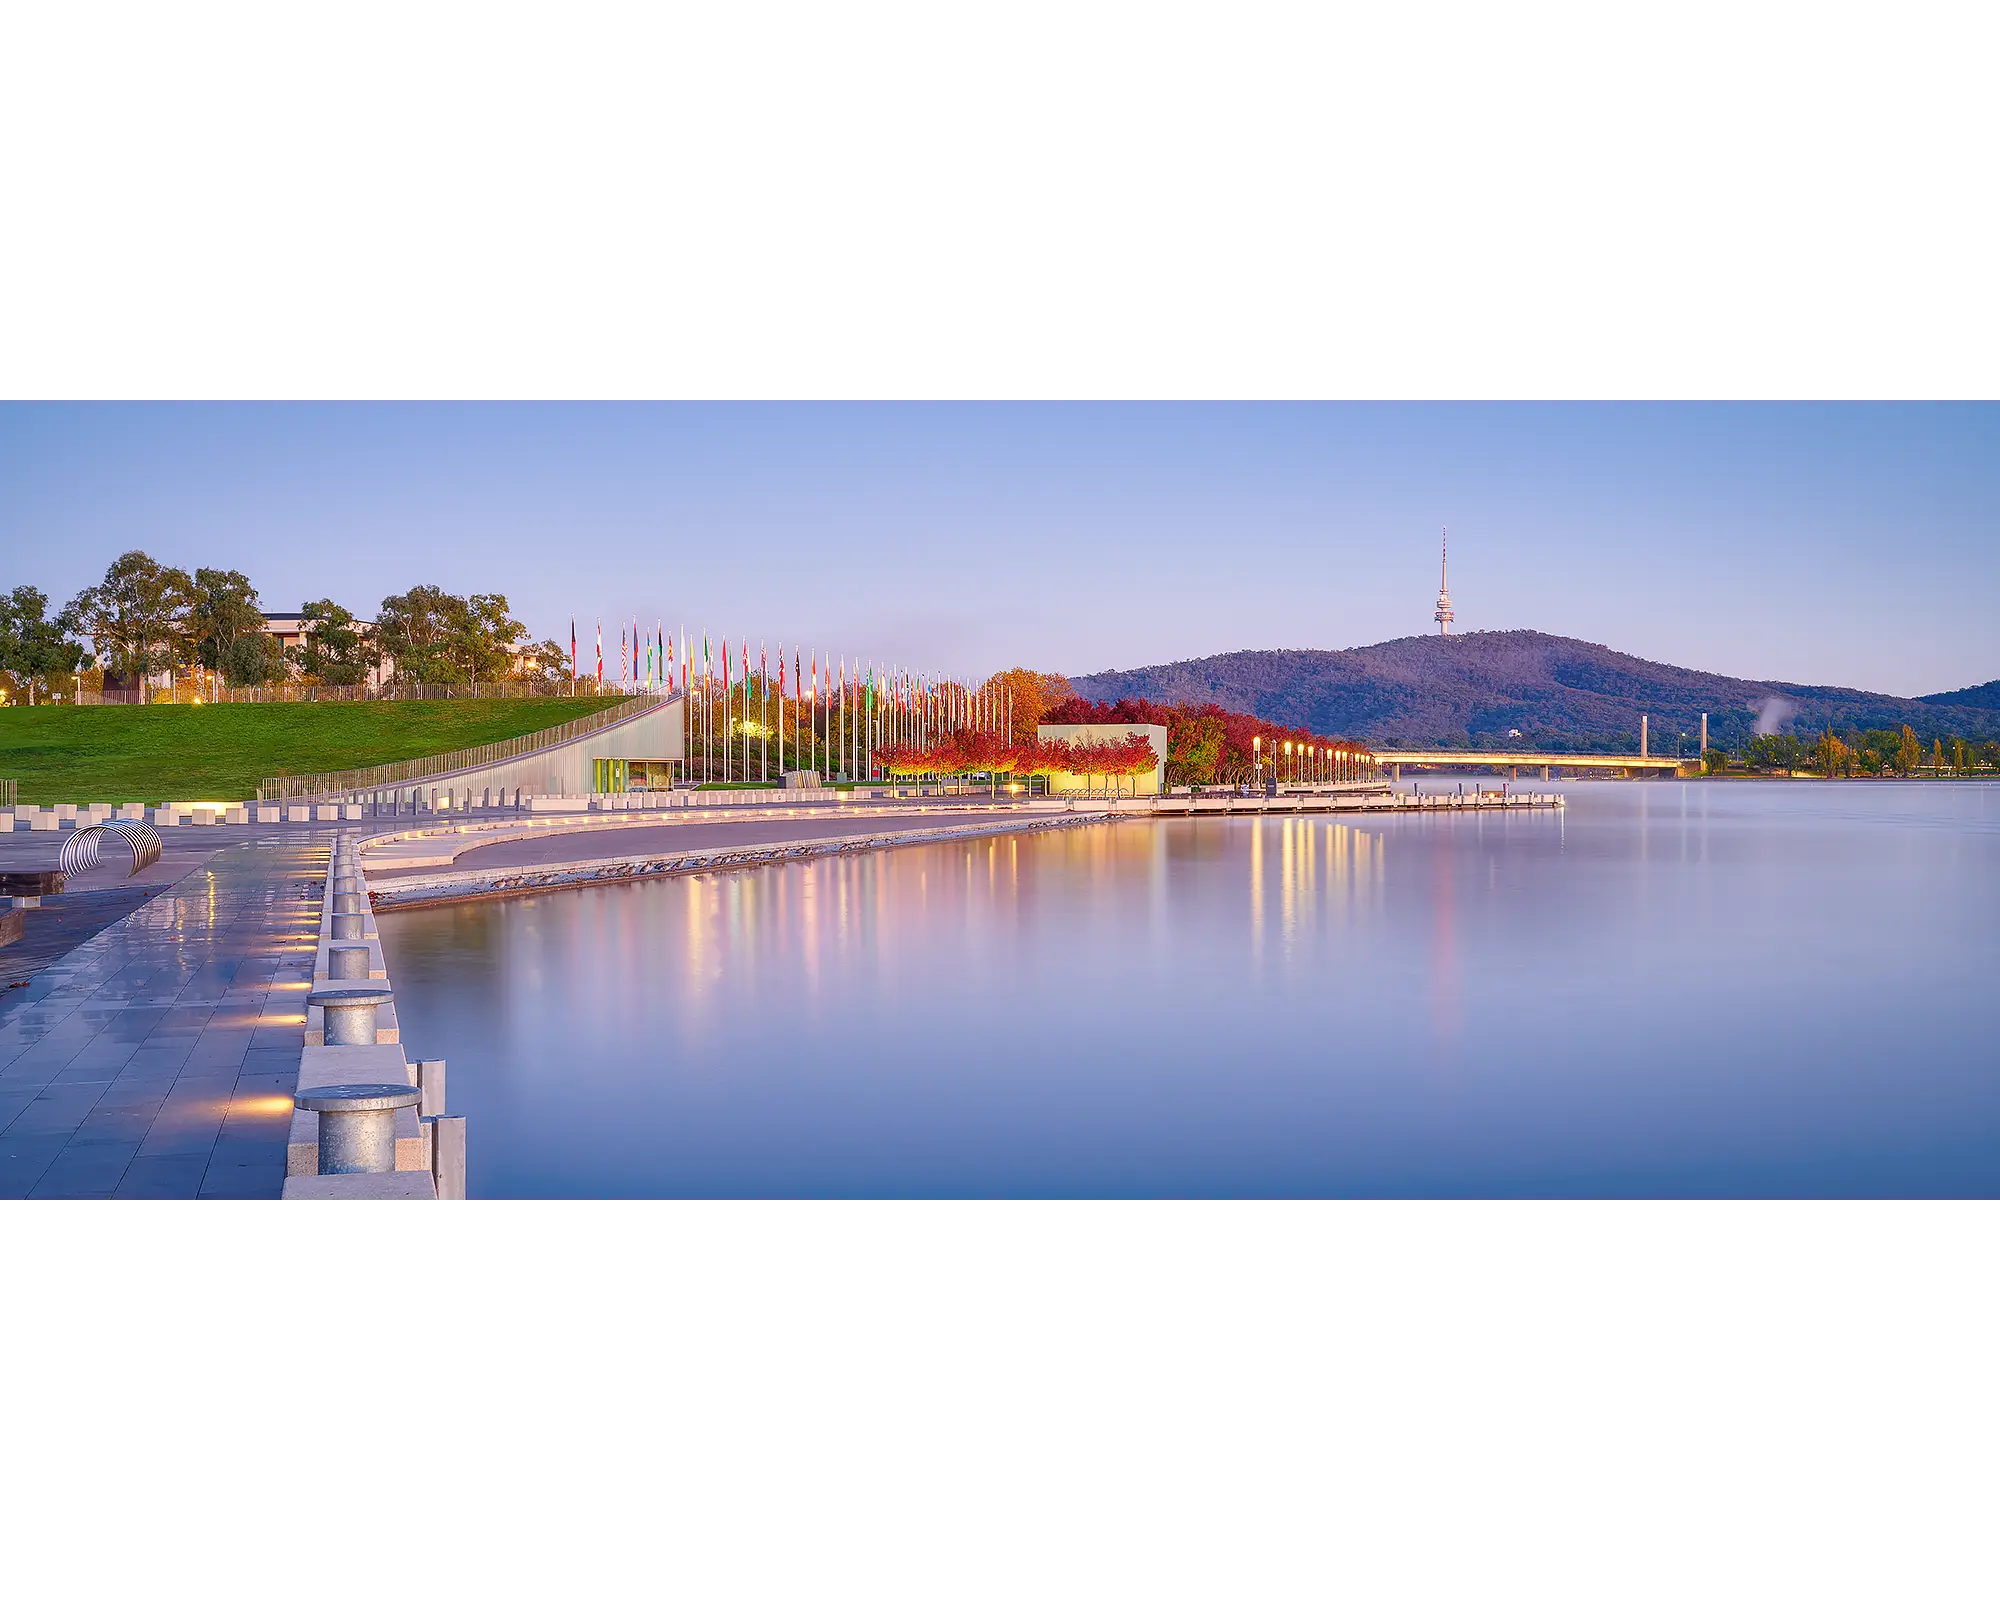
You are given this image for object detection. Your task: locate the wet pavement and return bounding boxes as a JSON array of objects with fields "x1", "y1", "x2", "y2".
[{"x1": 0, "y1": 836, "x2": 328, "y2": 1198}]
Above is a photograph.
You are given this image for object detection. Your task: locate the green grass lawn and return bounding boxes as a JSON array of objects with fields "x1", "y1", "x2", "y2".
[{"x1": 0, "y1": 699, "x2": 630, "y2": 804}]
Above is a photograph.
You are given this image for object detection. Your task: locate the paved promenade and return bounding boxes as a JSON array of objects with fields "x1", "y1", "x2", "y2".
[
  {"x1": 0, "y1": 836, "x2": 325, "y2": 1199},
  {"x1": 1, "y1": 833, "x2": 228, "y2": 989}
]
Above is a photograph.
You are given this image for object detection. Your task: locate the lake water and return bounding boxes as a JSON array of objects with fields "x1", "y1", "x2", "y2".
[{"x1": 377, "y1": 782, "x2": 2000, "y2": 1197}]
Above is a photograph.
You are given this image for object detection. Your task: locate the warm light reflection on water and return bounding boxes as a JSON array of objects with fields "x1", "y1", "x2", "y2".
[{"x1": 377, "y1": 784, "x2": 2000, "y2": 1197}]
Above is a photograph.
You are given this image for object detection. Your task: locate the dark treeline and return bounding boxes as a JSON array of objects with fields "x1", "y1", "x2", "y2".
[
  {"x1": 1715, "y1": 725, "x2": 1999, "y2": 777},
  {"x1": 0, "y1": 550, "x2": 567, "y2": 702}
]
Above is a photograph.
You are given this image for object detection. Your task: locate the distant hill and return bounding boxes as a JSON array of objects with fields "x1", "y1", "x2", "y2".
[
  {"x1": 1920, "y1": 679, "x2": 2000, "y2": 710},
  {"x1": 1068, "y1": 631, "x2": 2000, "y2": 752}
]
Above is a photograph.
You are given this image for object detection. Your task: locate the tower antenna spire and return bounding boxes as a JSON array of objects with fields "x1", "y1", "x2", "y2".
[{"x1": 1433, "y1": 524, "x2": 1454, "y2": 636}]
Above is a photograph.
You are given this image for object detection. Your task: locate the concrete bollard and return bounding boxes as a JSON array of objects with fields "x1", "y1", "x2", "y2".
[
  {"x1": 331, "y1": 911, "x2": 367, "y2": 940},
  {"x1": 297, "y1": 1084, "x2": 422, "y2": 1174},
  {"x1": 310, "y1": 979, "x2": 392, "y2": 1043},
  {"x1": 333, "y1": 891, "x2": 367, "y2": 915},
  {"x1": 327, "y1": 940, "x2": 374, "y2": 980}
]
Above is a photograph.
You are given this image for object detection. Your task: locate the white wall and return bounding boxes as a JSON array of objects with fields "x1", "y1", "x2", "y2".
[
  {"x1": 354, "y1": 694, "x2": 686, "y2": 802},
  {"x1": 1036, "y1": 722, "x2": 1168, "y2": 795}
]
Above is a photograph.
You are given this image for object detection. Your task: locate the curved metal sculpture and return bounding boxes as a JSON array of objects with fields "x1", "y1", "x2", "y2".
[{"x1": 57, "y1": 819, "x2": 164, "y2": 880}]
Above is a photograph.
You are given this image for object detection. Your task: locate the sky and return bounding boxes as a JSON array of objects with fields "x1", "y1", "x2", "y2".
[{"x1": 1, "y1": 403, "x2": 1994, "y2": 697}]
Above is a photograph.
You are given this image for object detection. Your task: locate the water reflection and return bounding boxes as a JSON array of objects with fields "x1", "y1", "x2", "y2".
[{"x1": 377, "y1": 783, "x2": 2000, "y2": 1197}]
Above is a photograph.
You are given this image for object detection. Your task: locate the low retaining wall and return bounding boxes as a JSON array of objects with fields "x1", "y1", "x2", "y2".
[
  {"x1": 368, "y1": 810, "x2": 1122, "y2": 911},
  {"x1": 285, "y1": 834, "x2": 466, "y2": 1199}
]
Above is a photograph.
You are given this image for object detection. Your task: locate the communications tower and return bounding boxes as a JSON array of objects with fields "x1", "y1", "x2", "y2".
[{"x1": 1433, "y1": 525, "x2": 1454, "y2": 635}]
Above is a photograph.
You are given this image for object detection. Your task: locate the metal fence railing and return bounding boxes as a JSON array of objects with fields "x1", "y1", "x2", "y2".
[
  {"x1": 79, "y1": 680, "x2": 609, "y2": 706},
  {"x1": 258, "y1": 692, "x2": 676, "y2": 801},
  {"x1": 0, "y1": 779, "x2": 15, "y2": 809}
]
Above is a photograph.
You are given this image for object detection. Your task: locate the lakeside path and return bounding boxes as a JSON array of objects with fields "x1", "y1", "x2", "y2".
[{"x1": 0, "y1": 832, "x2": 325, "y2": 1199}]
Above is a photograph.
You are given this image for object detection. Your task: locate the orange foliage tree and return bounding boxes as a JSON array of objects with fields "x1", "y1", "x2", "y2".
[{"x1": 982, "y1": 667, "x2": 1074, "y2": 744}]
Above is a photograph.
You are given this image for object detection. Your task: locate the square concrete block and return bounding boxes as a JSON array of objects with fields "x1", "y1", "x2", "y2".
[
  {"x1": 29, "y1": 813, "x2": 56, "y2": 831},
  {"x1": 190, "y1": 809, "x2": 215, "y2": 825},
  {"x1": 295, "y1": 1041, "x2": 413, "y2": 1091},
  {"x1": 0, "y1": 816, "x2": 12, "y2": 832},
  {"x1": 53, "y1": 804, "x2": 77, "y2": 820},
  {"x1": 286, "y1": 805, "x2": 310, "y2": 822},
  {"x1": 254, "y1": 805, "x2": 280, "y2": 822},
  {"x1": 341, "y1": 803, "x2": 363, "y2": 819},
  {"x1": 151, "y1": 808, "x2": 179, "y2": 825},
  {"x1": 283, "y1": 1171, "x2": 436, "y2": 1199},
  {"x1": 117, "y1": 803, "x2": 146, "y2": 820},
  {"x1": 225, "y1": 806, "x2": 250, "y2": 824},
  {"x1": 314, "y1": 804, "x2": 341, "y2": 821}
]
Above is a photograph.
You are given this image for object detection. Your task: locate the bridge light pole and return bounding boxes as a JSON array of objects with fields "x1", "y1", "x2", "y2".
[
  {"x1": 1284, "y1": 741, "x2": 1292, "y2": 785},
  {"x1": 1253, "y1": 736, "x2": 1261, "y2": 790}
]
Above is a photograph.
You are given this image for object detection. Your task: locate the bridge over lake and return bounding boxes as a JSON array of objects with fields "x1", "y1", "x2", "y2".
[{"x1": 1378, "y1": 750, "x2": 1694, "y2": 779}]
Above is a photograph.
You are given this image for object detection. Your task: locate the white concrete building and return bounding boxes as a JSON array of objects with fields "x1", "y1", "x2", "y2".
[{"x1": 1036, "y1": 722, "x2": 1169, "y2": 796}]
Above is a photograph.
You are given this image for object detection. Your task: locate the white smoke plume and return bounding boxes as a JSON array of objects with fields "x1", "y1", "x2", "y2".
[{"x1": 1750, "y1": 695, "x2": 1796, "y2": 736}]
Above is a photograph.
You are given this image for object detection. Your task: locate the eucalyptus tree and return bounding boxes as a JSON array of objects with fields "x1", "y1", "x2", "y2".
[
  {"x1": 375, "y1": 585, "x2": 528, "y2": 686},
  {"x1": 460, "y1": 593, "x2": 528, "y2": 686},
  {"x1": 0, "y1": 585, "x2": 89, "y2": 704},
  {"x1": 290, "y1": 599, "x2": 375, "y2": 686},
  {"x1": 191, "y1": 567, "x2": 283, "y2": 685},
  {"x1": 374, "y1": 585, "x2": 464, "y2": 683},
  {"x1": 66, "y1": 550, "x2": 195, "y2": 701}
]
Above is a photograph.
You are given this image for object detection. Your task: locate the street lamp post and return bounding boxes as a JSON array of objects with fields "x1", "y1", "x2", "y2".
[{"x1": 1253, "y1": 735, "x2": 1261, "y2": 792}]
